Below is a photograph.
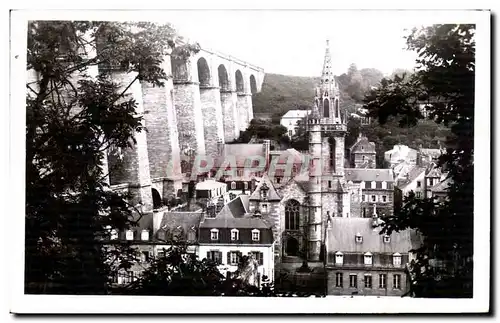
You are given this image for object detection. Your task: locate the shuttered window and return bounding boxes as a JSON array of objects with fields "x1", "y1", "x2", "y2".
[
  {"x1": 207, "y1": 250, "x2": 222, "y2": 264},
  {"x1": 228, "y1": 251, "x2": 242, "y2": 265},
  {"x1": 250, "y1": 251, "x2": 264, "y2": 265}
]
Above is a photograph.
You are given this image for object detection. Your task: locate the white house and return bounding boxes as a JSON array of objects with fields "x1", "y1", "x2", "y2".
[
  {"x1": 198, "y1": 196, "x2": 275, "y2": 285},
  {"x1": 384, "y1": 145, "x2": 418, "y2": 168},
  {"x1": 280, "y1": 110, "x2": 310, "y2": 137}
]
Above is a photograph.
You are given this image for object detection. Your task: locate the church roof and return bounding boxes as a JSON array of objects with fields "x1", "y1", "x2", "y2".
[
  {"x1": 326, "y1": 218, "x2": 416, "y2": 253},
  {"x1": 281, "y1": 110, "x2": 310, "y2": 119},
  {"x1": 344, "y1": 168, "x2": 394, "y2": 183}
]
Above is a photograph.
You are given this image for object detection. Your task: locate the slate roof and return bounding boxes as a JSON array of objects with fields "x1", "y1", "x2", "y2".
[
  {"x1": 156, "y1": 211, "x2": 203, "y2": 241},
  {"x1": 217, "y1": 195, "x2": 249, "y2": 219},
  {"x1": 195, "y1": 179, "x2": 226, "y2": 190},
  {"x1": 344, "y1": 168, "x2": 394, "y2": 183},
  {"x1": 398, "y1": 166, "x2": 426, "y2": 189},
  {"x1": 431, "y1": 177, "x2": 452, "y2": 193},
  {"x1": 350, "y1": 135, "x2": 376, "y2": 153},
  {"x1": 326, "y1": 217, "x2": 414, "y2": 253},
  {"x1": 281, "y1": 110, "x2": 310, "y2": 119},
  {"x1": 249, "y1": 174, "x2": 282, "y2": 201},
  {"x1": 200, "y1": 216, "x2": 273, "y2": 229},
  {"x1": 426, "y1": 164, "x2": 442, "y2": 178},
  {"x1": 269, "y1": 148, "x2": 305, "y2": 164}
]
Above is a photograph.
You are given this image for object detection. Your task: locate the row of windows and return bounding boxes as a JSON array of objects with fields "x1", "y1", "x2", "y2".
[
  {"x1": 206, "y1": 250, "x2": 264, "y2": 266},
  {"x1": 109, "y1": 228, "x2": 150, "y2": 241},
  {"x1": 210, "y1": 228, "x2": 261, "y2": 241},
  {"x1": 360, "y1": 181, "x2": 390, "y2": 189},
  {"x1": 230, "y1": 181, "x2": 249, "y2": 190},
  {"x1": 361, "y1": 195, "x2": 389, "y2": 203},
  {"x1": 335, "y1": 273, "x2": 402, "y2": 289},
  {"x1": 335, "y1": 252, "x2": 402, "y2": 266}
]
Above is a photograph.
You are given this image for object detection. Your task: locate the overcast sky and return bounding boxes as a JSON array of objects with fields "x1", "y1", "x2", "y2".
[{"x1": 159, "y1": 10, "x2": 424, "y2": 77}]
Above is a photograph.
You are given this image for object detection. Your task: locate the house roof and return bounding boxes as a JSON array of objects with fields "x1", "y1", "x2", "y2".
[
  {"x1": 385, "y1": 145, "x2": 418, "y2": 163},
  {"x1": 217, "y1": 195, "x2": 249, "y2": 219},
  {"x1": 419, "y1": 148, "x2": 442, "y2": 159},
  {"x1": 281, "y1": 110, "x2": 310, "y2": 119},
  {"x1": 156, "y1": 211, "x2": 203, "y2": 240},
  {"x1": 269, "y1": 148, "x2": 305, "y2": 164},
  {"x1": 426, "y1": 164, "x2": 442, "y2": 178},
  {"x1": 350, "y1": 135, "x2": 376, "y2": 153},
  {"x1": 249, "y1": 174, "x2": 282, "y2": 201},
  {"x1": 398, "y1": 166, "x2": 426, "y2": 189},
  {"x1": 344, "y1": 168, "x2": 394, "y2": 183},
  {"x1": 326, "y1": 218, "x2": 414, "y2": 253}
]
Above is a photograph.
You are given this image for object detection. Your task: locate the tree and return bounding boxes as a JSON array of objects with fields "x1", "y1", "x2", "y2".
[
  {"x1": 25, "y1": 21, "x2": 196, "y2": 294},
  {"x1": 363, "y1": 24, "x2": 474, "y2": 297},
  {"x1": 235, "y1": 119, "x2": 288, "y2": 144}
]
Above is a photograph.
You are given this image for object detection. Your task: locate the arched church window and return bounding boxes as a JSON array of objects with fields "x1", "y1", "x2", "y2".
[
  {"x1": 323, "y1": 99, "x2": 330, "y2": 118},
  {"x1": 285, "y1": 200, "x2": 300, "y2": 231}
]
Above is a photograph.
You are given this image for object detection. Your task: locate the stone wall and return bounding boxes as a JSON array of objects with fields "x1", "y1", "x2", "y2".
[{"x1": 200, "y1": 86, "x2": 225, "y2": 157}]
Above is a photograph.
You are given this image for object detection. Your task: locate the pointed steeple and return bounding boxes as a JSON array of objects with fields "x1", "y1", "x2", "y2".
[{"x1": 321, "y1": 39, "x2": 334, "y2": 86}]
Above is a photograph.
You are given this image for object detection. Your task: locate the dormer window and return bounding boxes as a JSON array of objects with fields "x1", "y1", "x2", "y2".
[
  {"x1": 335, "y1": 251, "x2": 343, "y2": 265},
  {"x1": 244, "y1": 182, "x2": 249, "y2": 190},
  {"x1": 383, "y1": 235, "x2": 391, "y2": 243},
  {"x1": 230, "y1": 182, "x2": 236, "y2": 190},
  {"x1": 252, "y1": 229, "x2": 260, "y2": 241},
  {"x1": 393, "y1": 253, "x2": 402, "y2": 267},
  {"x1": 141, "y1": 230, "x2": 149, "y2": 241},
  {"x1": 382, "y1": 181, "x2": 387, "y2": 189},
  {"x1": 126, "y1": 230, "x2": 134, "y2": 241},
  {"x1": 355, "y1": 233, "x2": 363, "y2": 243},
  {"x1": 364, "y1": 252, "x2": 373, "y2": 265},
  {"x1": 210, "y1": 229, "x2": 219, "y2": 241},
  {"x1": 231, "y1": 228, "x2": 239, "y2": 241},
  {"x1": 371, "y1": 181, "x2": 376, "y2": 189},
  {"x1": 260, "y1": 182, "x2": 269, "y2": 200}
]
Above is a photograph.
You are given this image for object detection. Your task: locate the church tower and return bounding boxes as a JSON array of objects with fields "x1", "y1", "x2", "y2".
[{"x1": 306, "y1": 40, "x2": 349, "y2": 262}]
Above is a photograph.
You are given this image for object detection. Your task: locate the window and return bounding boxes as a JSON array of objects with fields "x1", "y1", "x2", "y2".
[
  {"x1": 364, "y1": 275, "x2": 372, "y2": 288},
  {"x1": 244, "y1": 182, "x2": 249, "y2": 190},
  {"x1": 252, "y1": 229, "x2": 260, "y2": 241},
  {"x1": 141, "y1": 230, "x2": 149, "y2": 241},
  {"x1": 141, "y1": 251, "x2": 150, "y2": 263},
  {"x1": 250, "y1": 251, "x2": 264, "y2": 265},
  {"x1": 364, "y1": 252, "x2": 373, "y2": 265},
  {"x1": 207, "y1": 250, "x2": 222, "y2": 264},
  {"x1": 382, "y1": 181, "x2": 387, "y2": 189},
  {"x1": 328, "y1": 180, "x2": 332, "y2": 188},
  {"x1": 335, "y1": 273, "x2": 343, "y2": 288},
  {"x1": 383, "y1": 235, "x2": 391, "y2": 243},
  {"x1": 126, "y1": 230, "x2": 134, "y2": 241},
  {"x1": 349, "y1": 274, "x2": 358, "y2": 288},
  {"x1": 393, "y1": 274, "x2": 401, "y2": 289},
  {"x1": 285, "y1": 199, "x2": 300, "y2": 230},
  {"x1": 230, "y1": 182, "x2": 236, "y2": 190},
  {"x1": 371, "y1": 181, "x2": 376, "y2": 189},
  {"x1": 360, "y1": 181, "x2": 365, "y2": 189},
  {"x1": 231, "y1": 229, "x2": 239, "y2": 241},
  {"x1": 417, "y1": 181, "x2": 422, "y2": 188},
  {"x1": 157, "y1": 249, "x2": 165, "y2": 258},
  {"x1": 110, "y1": 229, "x2": 118, "y2": 240},
  {"x1": 210, "y1": 229, "x2": 219, "y2": 240},
  {"x1": 187, "y1": 229, "x2": 196, "y2": 241},
  {"x1": 276, "y1": 177, "x2": 281, "y2": 184},
  {"x1": 229, "y1": 251, "x2": 241, "y2": 265},
  {"x1": 429, "y1": 178, "x2": 434, "y2": 186},
  {"x1": 393, "y1": 253, "x2": 402, "y2": 267},
  {"x1": 289, "y1": 130, "x2": 293, "y2": 136},
  {"x1": 382, "y1": 195, "x2": 387, "y2": 203},
  {"x1": 379, "y1": 274, "x2": 387, "y2": 289},
  {"x1": 371, "y1": 195, "x2": 376, "y2": 202},
  {"x1": 355, "y1": 234, "x2": 363, "y2": 243},
  {"x1": 335, "y1": 252, "x2": 343, "y2": 265},
  {"x1": 362, "y1": 195, "x2": 365, "y2": 202},
  {"x1": 261, "y1": 204, "x2": 268, "y2": 213},
  {"x1": 416, "y1": 191, "x2": 422, "y2": 198}
]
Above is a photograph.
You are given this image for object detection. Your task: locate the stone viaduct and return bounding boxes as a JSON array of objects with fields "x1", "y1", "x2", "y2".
[{"x1": 106, "y1": 44, "x2": 265, "y2": 211}]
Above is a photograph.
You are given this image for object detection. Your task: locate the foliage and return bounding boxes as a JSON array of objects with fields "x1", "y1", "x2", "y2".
[
  {"x1": 25, "y1": 21, "x2": 195, "y2": 294},
  {"x1": 364, "y1": 24, "x2": 475, "y2": 297},
  {"x1": 233, "y1": 119, "x2": 289, "y2": 146}
]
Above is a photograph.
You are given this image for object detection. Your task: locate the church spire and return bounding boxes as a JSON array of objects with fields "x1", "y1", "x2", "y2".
[{"x1": 321, "y1": 39, "x2": 333, "y2": 84}]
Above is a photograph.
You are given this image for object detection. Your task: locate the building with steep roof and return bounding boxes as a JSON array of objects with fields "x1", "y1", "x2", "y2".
[
  {"x1": 280, "y1": 110, "x2": 311, "y2": 137},
  {"x1": 384, "y1": 144, "x2": 418, "y2": 168},
  {"x1": 198, "y1": 195, "x2": 275, "y2": 284},
  {"x1": 349, "y1": 133, "x2": 376, "y2": 168},
  {"x1": 325, "y1": 217, "x2": 416, "y2": 296}
]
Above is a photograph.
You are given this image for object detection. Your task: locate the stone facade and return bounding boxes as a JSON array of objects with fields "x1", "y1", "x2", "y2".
[
  {"x1": 200, "y1": 86, "x2": 225, "y2": 157},
  {"x1": 221, "y1": 91, "x2": 239, "y2": 141}
]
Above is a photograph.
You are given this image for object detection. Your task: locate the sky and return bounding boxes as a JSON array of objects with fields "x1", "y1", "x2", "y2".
[{"x1": 158, "y1": 10, "x2": 424, "y2": 77}]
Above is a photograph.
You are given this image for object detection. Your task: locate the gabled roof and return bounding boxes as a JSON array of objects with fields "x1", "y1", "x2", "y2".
[
  {"x1": 156, "y1": 211, "x2": 203, "y2": 240},
  {"x1": 344, "y1": 168, "x2": 394, "y2": 183},
  {"x1": 249, "y1": 174, "x2": 281, "y2": 201},
  {"x1": 281, "y1": 109, "x2": 310, "y2": 119},
  {"x1": 326, "y1": 218, "x2": 414, "y2": 253},
  {"x1": 426, "y1": 164, "x2": 442, "y2": 178},
  {"x1": 350, "y1": 135, "x2": 376, "y2": 153},
  {"x1": 398, "y1": 166, "x2": 426, "y2": 189},
  {"x1": 217, "y1": 195, "x2": 249, "y2": 219}
]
